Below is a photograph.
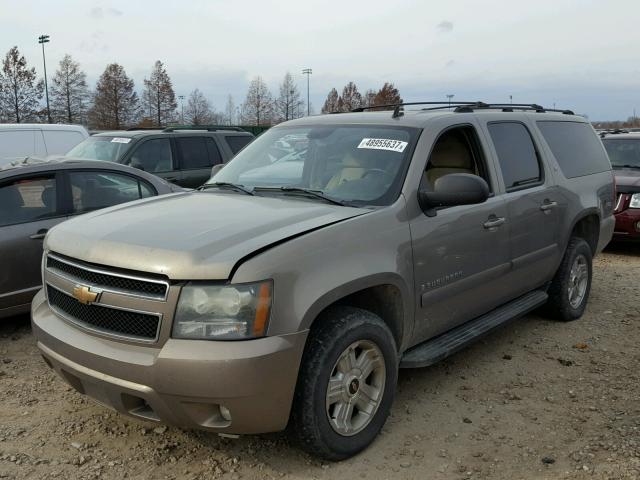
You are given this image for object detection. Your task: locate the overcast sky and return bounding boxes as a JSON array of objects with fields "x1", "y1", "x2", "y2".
[{"x1": 1, "y1": 0, "x2": 639, "y2": 120}]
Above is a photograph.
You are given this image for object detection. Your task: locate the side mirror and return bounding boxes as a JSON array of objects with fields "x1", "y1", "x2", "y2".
[
  {"x1": 418, "y1": 173, "x2": 489, "y2": 215},
  {"x1": 211, "y1": 164, "x2": 224, "y2": 177}
]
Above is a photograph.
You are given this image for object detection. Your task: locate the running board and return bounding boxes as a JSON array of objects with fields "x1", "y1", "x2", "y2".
[{"x1": 400, "y1": 290, "x2": 548, "y2": 368}]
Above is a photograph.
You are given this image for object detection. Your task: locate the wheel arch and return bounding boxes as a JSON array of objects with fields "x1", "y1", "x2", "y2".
[{"x1": 300, "y1": 273, "x2": 413, "y2": 351}]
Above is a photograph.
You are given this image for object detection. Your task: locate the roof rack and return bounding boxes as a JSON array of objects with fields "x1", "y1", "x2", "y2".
[
  {"x1": 125, "y1": 127, "x2": 165, "y2": 131},
  {"x1": 351, "y1": 101, "x2": 574, "y2": 118},
  {"x1": 162, "y1": 125, "x2": 245, "y2": 133}
]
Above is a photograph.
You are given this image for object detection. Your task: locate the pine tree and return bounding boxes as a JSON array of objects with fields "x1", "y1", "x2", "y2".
[
  {"x1": 50, "y1": 54, "x2": 90, "y2": 124},
  {"x1": 143, "y1": 60, "x2": 177, "y2": 126},
  {"x1": 373, "y1": 83, "x2": 402, "y2": 109},
  {"x1": 88, "y1": 63, "x2": 139, "y2": 129},
  {"x1": 0, "y1": 46, "x2": 44, "y2": 123},
  {"x1": 340, "y1": 82, "x2": 363, "y2": 112}
]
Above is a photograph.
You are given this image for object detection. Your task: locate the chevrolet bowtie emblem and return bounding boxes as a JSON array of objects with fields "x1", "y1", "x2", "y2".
[{"x1": 72, "y1": 285, "x2": 99, "y2": 305}]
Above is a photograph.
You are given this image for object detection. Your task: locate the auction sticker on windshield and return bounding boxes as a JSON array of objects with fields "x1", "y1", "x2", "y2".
[
  {"x1": 111, "y1": 137, "x2": 131, "y2": 144},
  {"x1": 357, "y1": 138, "x2": 408, "y2": 153}
]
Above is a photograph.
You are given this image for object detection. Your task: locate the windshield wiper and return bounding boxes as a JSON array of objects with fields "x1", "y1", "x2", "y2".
[
  {"x1": 199, "y1": 182, "x2": 255, "y2": 196},
  {"x1": 256, "y1": 186, "x2": 349, "y2": 206}
]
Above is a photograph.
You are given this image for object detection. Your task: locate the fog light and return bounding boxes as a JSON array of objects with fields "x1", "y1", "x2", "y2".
[{"x1": 219, "y1": 405, "x2": 232, "y2": 422}]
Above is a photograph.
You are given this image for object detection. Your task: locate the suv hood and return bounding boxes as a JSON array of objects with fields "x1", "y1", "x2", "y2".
[{"x1": 45, "y1": 192, "x2": 368, "y2": 280}]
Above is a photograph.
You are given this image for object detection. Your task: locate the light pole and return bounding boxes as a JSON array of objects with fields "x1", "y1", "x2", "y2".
[
  {"x1": 446, "y1": 94, "x2": 454, "y2": 108},
  {"x1": 302, "y1": 68, "x2": 312, "y2": 116},
  {"x1": 178, "y1": 95, "x2": 185, "y2": 124},
  {"x1": 509, "y1": 95, "x2": 513, "y2": 104},
  {"x1": 38, "y1": 34, "x2": 51, "y2": 123}
]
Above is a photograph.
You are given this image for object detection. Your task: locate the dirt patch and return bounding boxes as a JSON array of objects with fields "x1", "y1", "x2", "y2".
[{"x1": 1, "y1": 245, "x2": 639, "y2": 479}]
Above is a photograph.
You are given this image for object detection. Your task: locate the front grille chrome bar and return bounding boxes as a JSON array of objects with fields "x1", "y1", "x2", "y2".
[{"x1": 46, "y1": 253, "x2": 169, "y2": 301}]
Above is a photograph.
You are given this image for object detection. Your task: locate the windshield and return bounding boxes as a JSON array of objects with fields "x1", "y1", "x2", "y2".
[
  {"x1": 66, "y1": 136, "x2": 133, "y2": 162},
  {"x1": 603, "y1": 139, "x2": 640, "y2": 169},
  {"x1": 208, "y1": 125, "x2": 418, "y2": 205}
]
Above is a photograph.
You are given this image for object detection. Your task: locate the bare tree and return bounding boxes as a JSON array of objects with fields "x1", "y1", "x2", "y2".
[
  {"x1": 143, "y1": 60, "x2": 177, "y2": 126},
  {"x1": 50, "y1": 54, "x2": 90, "y2": 124},
  {"x1": 0, "y1": 46, "x2": 44, "y2": 123},
  {"x1": 241, "y1": 76, "x2": 273, "y2": 126},
  {"x1": 184, "y1": 88, "x2": 214, "y2": 125},
  {"x1": 362, "y1": 89, "x2": 376, "y2": 108},
  {"x1": 321, "y1": 88, "x2": 341, "y2": 113},
  {"x1": 88, "y1": 63, "x2": 139, "y2": 129},
  {"x1": 224, "y1": 94, "x2": 235, "y2": 125},
  {"x1": 274, "y1": 72, "x2": 303, "y2": 123},
  {"x1": 373, "y1": 82, "x2": 402, "y2": 109},
  {"x1": 339, "y1": 82, "x2": 363, "y2": 112}
]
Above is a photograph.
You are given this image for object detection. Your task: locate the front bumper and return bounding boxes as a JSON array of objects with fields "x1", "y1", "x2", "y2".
[
  {"x1": 32, "y1": 290, "x2": 308, "y2": 434},
  {"x1": 613, "y1": 208, "x2": 640, "y2": 240}
]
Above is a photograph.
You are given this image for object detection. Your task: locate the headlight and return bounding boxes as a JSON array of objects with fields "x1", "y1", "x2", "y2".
[
  {"x1": 630, "y1": 193, "x2": 640, "y2": 209},
  {"x1": 173, "y1": 281, "x2": 272, "y2": 340}
]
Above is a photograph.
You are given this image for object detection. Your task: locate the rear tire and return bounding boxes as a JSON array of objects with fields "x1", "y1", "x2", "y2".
[
  {"x1": 544, "y1": 237, "x2": 593, "y2": 321},
  {"x1": 291, "y1": 306, "x2": 398, "y2": 461}
]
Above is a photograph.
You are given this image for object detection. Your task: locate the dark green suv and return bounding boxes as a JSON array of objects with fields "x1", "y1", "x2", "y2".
[{"x1": 66, "y1": 127, "x2": 254, "y2": 188}]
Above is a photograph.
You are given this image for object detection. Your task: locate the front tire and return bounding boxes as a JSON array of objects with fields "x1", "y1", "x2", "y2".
[
  {"x1": 291, "y1": 306, "x2": 398, "y2": 461},
  {"x1": 544, "y1": 237, "x2": 593, "y2": 321}
]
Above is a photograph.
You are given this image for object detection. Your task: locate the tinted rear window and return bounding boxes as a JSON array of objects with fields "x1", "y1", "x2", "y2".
[
  {"x1": 488, "y1": 122, "x2": 541, "y2": 190},
  {"x1": 536, "y1": 121, "x2": 610, "y2": 178},
  {"x1": 225, "y1": 135, "x2": 252, "y2": 154}
]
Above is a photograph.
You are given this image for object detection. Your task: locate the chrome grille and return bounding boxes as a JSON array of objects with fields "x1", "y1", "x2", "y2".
[
  {"x1": 46, "y1": 254, "x2": 168, "y2": 300},
  {"x1": 47, "y1": 285, "x2": 160, "y2": 341}
]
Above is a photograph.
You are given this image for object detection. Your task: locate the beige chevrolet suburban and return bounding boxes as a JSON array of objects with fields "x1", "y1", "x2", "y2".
[{"x1": 32, "y1": 102, "x2": 615, "y2": 460}]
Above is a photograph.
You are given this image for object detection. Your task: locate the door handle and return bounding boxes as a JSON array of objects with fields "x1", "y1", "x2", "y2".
[
  {"x1": 29, "y1": 229, "x2": 48, "y2": 240},
  {"x1": 483, "y1": 216, "x2": 505, "y2": 229},
  {"x1": 540, "y1": 200, "x2": 558, "y2": 212}
]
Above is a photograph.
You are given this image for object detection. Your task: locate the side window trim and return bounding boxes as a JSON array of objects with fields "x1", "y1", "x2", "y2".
[{"x1": 487, "y1": 120, "x2": 545, "y2": 193}]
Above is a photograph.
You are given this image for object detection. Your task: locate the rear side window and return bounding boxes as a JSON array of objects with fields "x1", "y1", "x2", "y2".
[
  {"x1": 537, "y1": 121, "x2": 610, "y2": 178},
  {"x1": 176, "y1": 137, "x2": 211, "y2": 169},
  {"x1": 43, "y1": 130, "x2": 85, "y2": 155},
  {"x1": 225, "y1": 135, "x2": 252, "y2": 154},
  {"x1": 69, "y1": 171, "x2": 156, "y2": 214},
  {"x1": 0, "y1": 176, "x2": 57, "y2": 226},
  {"x1": 488, "y1": 122, "x2": 541, "y2": 190},
  {"x1": 129, "y1": 138, "x2": 173, "y2": 173},
  {"x1": 0, "y1": 130, "x2": 36, "y2": 162}
]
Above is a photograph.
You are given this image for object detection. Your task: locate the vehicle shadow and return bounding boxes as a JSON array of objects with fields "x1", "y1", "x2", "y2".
[
  {"x1": 604, "y1": 241, "x2": 640, "y2": 256},
  {"x1": 0, "y1": 313, "x2": 31, "y2": 338}
]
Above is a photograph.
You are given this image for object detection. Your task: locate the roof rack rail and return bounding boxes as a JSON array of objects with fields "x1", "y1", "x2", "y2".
[
  {"x1": 350, "y1": 101, "x2": 574, "y2": 118},
  {"x1": 162, "y1": 125, "x2": 245, "y2": 133},
  {"x1": 125, "y1": 127, "x2": 165, "y2": 131}
]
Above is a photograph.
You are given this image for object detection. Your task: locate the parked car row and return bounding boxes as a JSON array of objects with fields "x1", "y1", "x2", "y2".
[
  {"x1": 66, "y1": 127, "x2": 254, "y2": 188},
  {"x1": 28, "y1": 102, "x2": 616, "y2": 460}
]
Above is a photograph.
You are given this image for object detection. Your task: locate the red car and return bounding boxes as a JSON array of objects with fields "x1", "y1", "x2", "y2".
[{"x1": 602, "y1": 132, "x2": 640, "y2": 240}]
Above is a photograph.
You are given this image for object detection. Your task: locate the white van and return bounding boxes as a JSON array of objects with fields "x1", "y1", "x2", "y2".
[{"x1": 0, "y1": 124, "x2": 89, "y2": 166}]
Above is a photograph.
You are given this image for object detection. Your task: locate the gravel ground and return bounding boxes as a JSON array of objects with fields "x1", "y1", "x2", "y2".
[{"x1": 1, "y1": 244, "x2": 639, "y2": 480}]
